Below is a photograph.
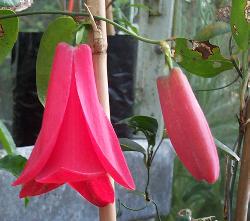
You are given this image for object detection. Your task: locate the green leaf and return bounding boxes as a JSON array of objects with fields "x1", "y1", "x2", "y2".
[
  {"x1": 0, "y1": 0, "x2": 21, "y2": 7},
  {"x1": 118, "y1": 17, "x2": 138, "y2": 34},
  {"x1": 0, "y1": 120, "x2": 16, "y2": 155},
  {"x1": 36, "y1": 16, "x2": 77, "y2": 106},
  {"x1": 214, "y1": 138, "x2": 240, "y2": 161},
  {"x1": 195, "y1": 22, "x2": 231, "y2": 41},
  {"x1": 174, "y1": 38, "x2": 234, "y2": 77},
  {"x1": 120, "y1": 116, "x2": 158, "y2": 146},
  {"x1": 0, "y1": 154, "x2": 27, "y2": 177},
  {"x1": 0, "y1": 9, "x2": 19, "y2": 65},
  {"x1": 75, "y1": 27, "x2": 85, "y2": 45},
  {"x1": 75, "y1": 24, "x2": 90, "y2": 45},
  {"x1": 230, "y1": 0, "x2": 249, "y2": 50},
  {"x1": 119, "y1": 138, "x2": 146, "y2": 156}
]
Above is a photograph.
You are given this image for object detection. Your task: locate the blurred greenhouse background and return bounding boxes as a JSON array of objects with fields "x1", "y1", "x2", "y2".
[{"x1": 0, "y1": 0, "x2": 241, "y2": 220}]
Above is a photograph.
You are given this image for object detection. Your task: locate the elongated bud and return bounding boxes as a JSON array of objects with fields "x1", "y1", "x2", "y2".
[{"x1": 157, "y1": 67, "x2": 219, "y2": 183}]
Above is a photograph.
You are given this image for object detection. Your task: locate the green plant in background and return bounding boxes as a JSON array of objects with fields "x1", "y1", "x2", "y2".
[
  {"x1": 112, "y1": 0, "x2": 150, "y2": 34},
  {"x1": 0, "y1": 120, "x2": 27, "y2": 204},
  {"x1": 19, "y1": 0, "x2": 59, "y2": 32}
]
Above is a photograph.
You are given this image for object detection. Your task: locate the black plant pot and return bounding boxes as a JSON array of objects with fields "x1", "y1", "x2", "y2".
[
  {"x1": 107, "y1": 35, "x2": 137, "y2": 138},
  {"x1": 12, "y1": 33, "x2": 138, "y2": 146}
]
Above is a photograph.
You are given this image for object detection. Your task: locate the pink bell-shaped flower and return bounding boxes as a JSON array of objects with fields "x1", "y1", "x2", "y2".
[
  {"x1": 157, "y1": 67, "x2": 220, "y2": 184},
  {"x1": 13, "y1": 43, "x2": 135, "y2": 207}
]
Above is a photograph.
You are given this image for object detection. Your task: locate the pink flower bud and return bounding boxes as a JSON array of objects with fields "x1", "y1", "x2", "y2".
[{"x1": 157, "y1": 67, "x2": 219, "y2": 183}]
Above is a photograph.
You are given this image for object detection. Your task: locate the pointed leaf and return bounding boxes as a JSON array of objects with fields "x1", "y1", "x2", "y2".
[
  {"x1": 214, "y1": 138, "x2": 240, "y2": 161},
  {"x1": 75, "y1": 24, "x2": 90, "y2": 45},
  {"x1": 0, "y1": 9, "x2": 18, "y2": 65},
  {"x1": 120, "y1": 116, "x2": 158, "y2": 146},
  {"x1": 119, "y1": 138, "x2": 146, "y2": 156},
  {"x1": 230, "y1": 0, "x2": 249, "y2": 50},
  {"x1": 174, "y1": 38, "x2": 234, "y2": 77},
  {"x1": 36, "y1": 16, "x2": 77, "y2": 106},
  {"x1": 0, "y1": 154, "x2": 27, "y2": 177},
  {"x1": 0, "y1": 120, "x2": 16, "y2": 154}
]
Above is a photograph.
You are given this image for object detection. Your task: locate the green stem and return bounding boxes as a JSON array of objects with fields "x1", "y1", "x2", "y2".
[
  {"x1": 160, "y1": 41, "x2": 173, "y2": 70},
  {"x1": 239, "y1": 51, "x2": 249, "y2": 112},
  {"x1": 229, "y1": 36, "x2": 243, "y2": 78},
  {"x1": 151, "y1": 200, "x2": 162, "y2": 221},
  {"x1": 151, "y1": 137, "x2": 164, "y2": 162},
  {"x1": 0, "y1": 10, "x2": 168, "y2": 45},
  {"x1": 144, "y1": 165, "x2": 151, "y2": 201},
  {"x1": 120, "y1": 201, "x2": 148, "y2": 212},
  {"x1": 144, "y1": 145, "x2": 151, "y2": 202},
  {"x1": 0, "y1": 10, "x2": 175, "y2": 70}
]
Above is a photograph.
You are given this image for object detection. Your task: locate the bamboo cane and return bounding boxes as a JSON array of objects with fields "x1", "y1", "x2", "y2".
[
  {"x1": 85, "y1": 1, "x2": 116, "y2": 221},
  {"x1": 235, "y1": 98, "x2": 250, "y2": 221},
  {"x1": 105, "y1": 0, "x2": 115, "y2": 35}
]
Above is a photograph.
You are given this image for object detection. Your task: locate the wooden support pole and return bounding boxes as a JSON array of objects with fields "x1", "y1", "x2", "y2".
[
  {"x1": 105, "y1": 0, "x2": 115, "y2": 35},
  {"x1": 235, "y1": 98, "x2": 250, "y2": 221},
  {"x1": 86, "y1": 1, "x2": 116, "y2": 221}
]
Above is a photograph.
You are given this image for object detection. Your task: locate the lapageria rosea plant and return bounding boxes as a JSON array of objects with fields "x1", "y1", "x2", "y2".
[
  {"x1": 12, "y1": 43, "x2": 135, "y2": 207},
  {"x1": 157, "y1": 67, "x2": 220, "y2": 184}
]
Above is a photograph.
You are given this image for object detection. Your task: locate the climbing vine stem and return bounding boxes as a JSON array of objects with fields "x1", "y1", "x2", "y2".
[{"x1": 0, "y1": 10, "x2": 175, "y2": 45}]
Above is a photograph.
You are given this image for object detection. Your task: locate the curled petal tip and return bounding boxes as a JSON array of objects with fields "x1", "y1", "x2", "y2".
[
  {"x1": 12, "y1": 181, "x2": 19, "y2": 187},
  {"x1": 70, "y1": 175, "x2": 115, "y2": 207},
  {"x1": 19, "y1": 180, "x2": 61, "y2": 198},
  {"x1": 12, "y1": 176, "x2": 26, "y2": 186}
]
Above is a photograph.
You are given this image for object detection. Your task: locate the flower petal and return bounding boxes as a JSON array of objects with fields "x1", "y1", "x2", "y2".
[
  {"x1": 19, "y1": 180, "x2": 61, "y2": 198},
  {"x1": 74, "y1": 44, "x2": 135, "y2": 190},
  {"x1": 69, "y1": 175, "x2": 114, "y2": 207},
  {"x1": 13, "y1": 43, "x2": 74, "y2": 186},
  {"x1": 35, "y1": 75, "x2": 106, "y2": 183}
]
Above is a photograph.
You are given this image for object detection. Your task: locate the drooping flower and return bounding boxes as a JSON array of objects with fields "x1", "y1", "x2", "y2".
[
  {"x1": 157, "y1": 67, "x2": 219, "y2": 184},
  {"x1": 13, "y1": 43, "x2": 135, "y2": 207}
]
